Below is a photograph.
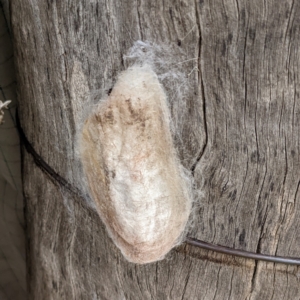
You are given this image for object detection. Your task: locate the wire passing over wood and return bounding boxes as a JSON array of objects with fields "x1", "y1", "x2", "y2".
[
  {"x1": 17, "y1": 111, "x2": 300, "y2": 266},
  {"x1": 186, "y1": 237, "x2": 300, "y2": 266}
]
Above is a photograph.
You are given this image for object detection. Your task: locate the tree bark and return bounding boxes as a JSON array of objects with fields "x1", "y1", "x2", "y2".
[{"x1": 11, "y1": 0, "x2": 300, "y2": 299}]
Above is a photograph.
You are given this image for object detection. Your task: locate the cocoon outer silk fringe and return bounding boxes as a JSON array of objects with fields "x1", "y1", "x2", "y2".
[{"x1": 80, "y1": 65, "x2": 191, "y2": 264}]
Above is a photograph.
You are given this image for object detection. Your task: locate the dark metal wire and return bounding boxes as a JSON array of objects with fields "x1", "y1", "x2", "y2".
[
  {"x1": 16, "y1": 111, "x2": 300, "y2": 266},
  {"x1": 16, "y1": 111, "x2": 81, "y2": 195},
  {"x1": 186, "y1": 237, "x2": 300, "y2": 266}
]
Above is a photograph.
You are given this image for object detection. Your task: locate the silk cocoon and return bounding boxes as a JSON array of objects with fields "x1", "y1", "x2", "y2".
[{"x1": 80, "y1": 65, "x2": 191, "y2": 263}]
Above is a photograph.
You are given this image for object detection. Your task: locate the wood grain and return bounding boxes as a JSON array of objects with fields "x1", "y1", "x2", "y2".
[{"x1": 11, "y1": 0, "x2": 300, "y2": 298}]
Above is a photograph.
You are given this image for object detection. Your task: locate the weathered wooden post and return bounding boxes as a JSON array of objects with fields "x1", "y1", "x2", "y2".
[{"x1": 11, "y1": 0, "x2": 300, "y2": 298}]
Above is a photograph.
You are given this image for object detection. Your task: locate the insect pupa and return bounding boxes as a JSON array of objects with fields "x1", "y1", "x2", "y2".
[{"x1": 80, "y1": 65, "x2": 191, "y2": 263}]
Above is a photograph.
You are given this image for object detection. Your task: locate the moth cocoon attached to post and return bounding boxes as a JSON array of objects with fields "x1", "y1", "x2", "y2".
[{"x1": 80, "y1": 65, "x2": 191, "y2": 264}]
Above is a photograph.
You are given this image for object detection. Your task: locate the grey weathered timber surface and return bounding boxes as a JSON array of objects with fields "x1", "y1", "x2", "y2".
[{"x1": 10, "y1": 0, "x2": 300, "y2": 299}]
